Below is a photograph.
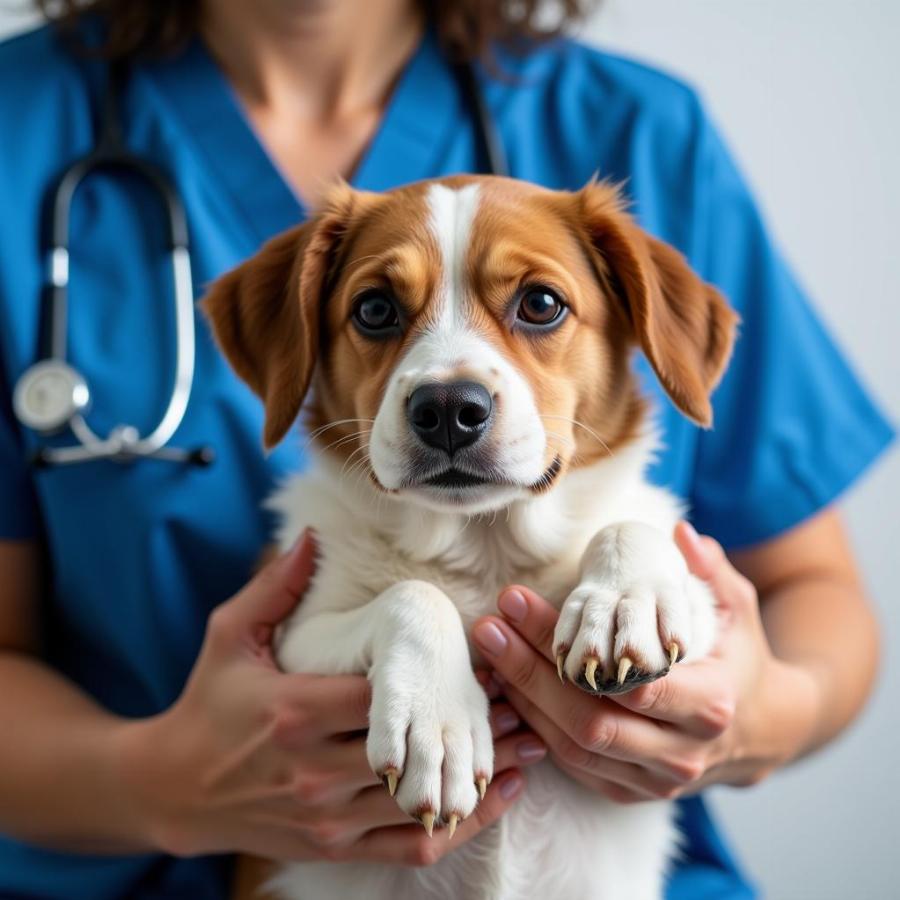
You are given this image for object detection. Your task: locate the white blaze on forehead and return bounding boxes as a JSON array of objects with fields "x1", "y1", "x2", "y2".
[
  {"x1": 368, "y1": 180, "x2": 547, "y2": 500},
  {"x1": 426, "y1": 182, "x2": 481, "y2": 331}
]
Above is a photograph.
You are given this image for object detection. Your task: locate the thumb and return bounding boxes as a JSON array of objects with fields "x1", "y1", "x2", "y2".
[
  {"x1": 674, "y1": 521, "x2": 726, "y2": 583},
  {"x1": 228, "y1": 529, "x2": 318, "y2": 629},
  {"x1": 495, "y1": 584, "x2": 559, "y2": 663},
  {"x1": 675, "y1": 522, "x2": 756, "y2": 627}
]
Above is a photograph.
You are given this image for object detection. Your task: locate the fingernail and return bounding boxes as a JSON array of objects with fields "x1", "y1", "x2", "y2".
[
  {"x1": 498, "y1": 589, "x2": 527, "y2": 623},
  {"x1": 681, "y1": 521, "x2": 701, "y2": 548},
  {"x1": 473, "y1": 622, "x2": 508, "y2": 657},
  {"x1": 499, "y1": 773, "x2": 524, "y2": 800},
  {"x1": 292, "y1": 527, "x2": 313, "y2": 551},
  {"x1": 483, "y1": 675, "x2": 502, "y2": 699},
  {"x1": 683, "y1": 522, "x2": 712, "y2": 567},
  {"x1": 516, "y1": 739, "x2": 547, "y2": 762},
  {"x1": 494, "y1": 710, "x2": 520, "y2": 735}
]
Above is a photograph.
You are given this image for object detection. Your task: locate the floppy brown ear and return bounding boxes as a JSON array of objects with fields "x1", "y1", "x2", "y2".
[
  {"x1": 579, "y1": 184, "x2": 739, "y2": 427},
  {"x1": 202, "y1": 185, "x2": 355, "y2": 448}
]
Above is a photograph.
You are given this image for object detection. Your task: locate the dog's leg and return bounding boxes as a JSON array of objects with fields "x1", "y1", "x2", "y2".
[
  {"x1": 277, "y1": 580, "x2": 493, "y2": 829},
  {"x1": 553, "y1": 521, "x2": 717, "y2": 694}
]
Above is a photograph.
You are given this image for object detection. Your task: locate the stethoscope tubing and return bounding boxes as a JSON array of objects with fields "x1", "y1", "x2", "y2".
[{"x1": 19, "y1": 60, "x2": 208, "y2": 468}]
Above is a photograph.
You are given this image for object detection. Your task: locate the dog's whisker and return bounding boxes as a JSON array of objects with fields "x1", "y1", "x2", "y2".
[
  {"x1": 351, "y1": 449, "x2": 372, "y2": 470},
  {"x1": 340, "y1": 449, "x2": 371, "y2": 481},
  {"x1": 321, "y1": 430, "x2": 372, "y2": 453},
  {"x1": 304, "y1": 418, "x2": 375, "y2": 447},
  {"x1": 341, "y1": 457, "x2": 368, "y2": 480},
  {"x1": 349, "y1": 455, "x2": 376, "y2": 490},
  {"x1": 339, "y1": 441, "x2": 369, "y2": 463},
  {"x1": 540, "y1": 415, "x2": 611, "y2": 458},
  {"x1": 323, "y1": 429, "x2": 373, "y2": 455},
  {"x1": 306, "y1": 417, "x2": 374, "y2": 440},
  {"x1": 544, "y1": 436, "x2": 586, "y2": 470},
  {"x1": 542, "y1": 429, "x2": 575, "y2": 449},
  {"x1": 340, "y1": 445, "x2": 372, "y2": 479}
]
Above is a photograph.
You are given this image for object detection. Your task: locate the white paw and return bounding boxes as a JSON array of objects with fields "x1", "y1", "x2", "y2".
[
  {"x1": 366, "y1": 582, "x2": 494, "y2": 834},
  {"x1": 553, "y1": 522, "x2": 711, "y2": 695}
]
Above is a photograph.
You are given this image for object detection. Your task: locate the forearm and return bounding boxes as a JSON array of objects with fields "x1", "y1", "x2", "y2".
[
  {"x1": 757, "y1": 573, "x2": 878, "y2": 756},
  {"x1": 0, "y1": 652, "x2": 153, "y2": 854},
  {"x1": 730, "y1": 509, "x2": 879, "y2": 762}
]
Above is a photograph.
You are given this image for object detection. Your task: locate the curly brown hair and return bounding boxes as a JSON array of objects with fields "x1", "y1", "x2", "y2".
[{"x1": 32, "y1": 0, "x2": 594, "y2": 63}]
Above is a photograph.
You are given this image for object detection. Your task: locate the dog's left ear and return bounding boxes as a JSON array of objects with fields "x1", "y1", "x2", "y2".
[
  {"x1": 579, "y1": 183, "x2": 739, "y2": 427},
  {"x1": 202, "y1": 183, "x2": 356, "y2": 449}
]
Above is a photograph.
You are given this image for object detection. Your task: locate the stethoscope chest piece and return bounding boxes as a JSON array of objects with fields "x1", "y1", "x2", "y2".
[{"x1": 13, "y1": 360, "x2": 90, "y2": 434}]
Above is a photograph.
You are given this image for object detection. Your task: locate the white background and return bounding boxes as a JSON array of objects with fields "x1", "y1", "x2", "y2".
[{"x1": 1, "y1": 2, "x2": 897, "y2": 897}]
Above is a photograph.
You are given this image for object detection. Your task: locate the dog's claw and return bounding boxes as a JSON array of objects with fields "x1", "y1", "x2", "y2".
[
  {"x1": 668, "y1": 642, "x2": 680, "y2": 667},
  {"x1": 617, "y1": 657, "x2": 632, "y2": 685},
  {"x1": 448, "y1": 813, "x2": 459, "y2": 839},
  {"x1": 584, "y1": 657, "x2": 599, "y2": 690},
  {"x1": 556, "y1": 653, "x2": 566, "y2": 683},
  {"x1": 476, "y1": 776, "x2": 488, "y2": 800},
  {"x1": 420, "y1": 811, "x2": 435, "y2": 837},
  {"x1": 383, "y1": 767, "x2": 399, "y2": 797}
]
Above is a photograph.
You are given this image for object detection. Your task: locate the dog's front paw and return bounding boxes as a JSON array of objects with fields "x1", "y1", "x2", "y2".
[
  {"x1": 554, "y1": 522, "x2": 709, "y2": 695},
  {"x1": 366, "y1": 584, "x2": 494, "y2": 835}
]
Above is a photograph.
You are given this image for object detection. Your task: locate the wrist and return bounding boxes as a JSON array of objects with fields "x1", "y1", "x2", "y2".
[
  {"x1": 745, "y1": 656, "x2": 823, "y2": 774},
  {"x1": 112, "y1": 712, "x2": 187, "y2": 856}
]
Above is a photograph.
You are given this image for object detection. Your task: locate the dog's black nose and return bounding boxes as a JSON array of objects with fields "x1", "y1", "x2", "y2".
[{"x1": 408, "y1": 381, "x2": 493, "y2": 454}]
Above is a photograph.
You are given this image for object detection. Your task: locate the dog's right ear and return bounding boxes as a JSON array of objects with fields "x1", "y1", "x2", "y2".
[{"x1": 202, "y1": 184, "x2": 356, "y2": 449}]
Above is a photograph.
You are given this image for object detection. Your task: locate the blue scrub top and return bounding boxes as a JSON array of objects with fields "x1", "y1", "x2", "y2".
[{"x1": 0, "y1": 22, "x2": 893, "y2": 900}]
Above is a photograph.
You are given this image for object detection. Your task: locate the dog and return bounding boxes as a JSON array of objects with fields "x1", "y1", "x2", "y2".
[{"x1": 202, "y1": 174, "x2": 738, "y2": 900}]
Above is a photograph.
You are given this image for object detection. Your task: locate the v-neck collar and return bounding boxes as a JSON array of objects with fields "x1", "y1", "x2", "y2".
[
  {"x1": 350, "y1": 28, "x2": 463, "y2": 192},
  {"x1": 140, "y1": 27, "x2": 462, "y2": 246}
]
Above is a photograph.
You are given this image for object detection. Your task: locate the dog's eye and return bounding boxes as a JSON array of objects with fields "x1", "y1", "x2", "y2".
[
  {"x1": 517, "y1": 287, "x2": 565, "y2": 327},
  {"x1": 352, "y1": 291, "x2": 400, "y2": 335}
]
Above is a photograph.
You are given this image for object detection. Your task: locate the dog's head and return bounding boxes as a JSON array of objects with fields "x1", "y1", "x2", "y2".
[{"x1": 203, "y1": 176, "x2": 737, "y2": 514}]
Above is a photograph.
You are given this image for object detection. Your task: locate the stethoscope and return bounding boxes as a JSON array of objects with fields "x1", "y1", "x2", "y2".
[{"x1": 12, "y1": 56, "x2": 507, "y2": 468}]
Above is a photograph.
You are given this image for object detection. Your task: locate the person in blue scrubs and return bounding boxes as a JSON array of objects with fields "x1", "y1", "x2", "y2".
[{"x1": 0, "y1": 1, "x2": 893, "y2": 898}]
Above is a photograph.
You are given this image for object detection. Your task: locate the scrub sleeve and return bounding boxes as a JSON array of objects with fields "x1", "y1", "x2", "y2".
[{"x1": 684, "y1": 114, "x2": 894, "y2": 547}]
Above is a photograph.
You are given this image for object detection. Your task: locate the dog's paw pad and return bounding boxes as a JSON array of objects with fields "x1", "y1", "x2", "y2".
[{"x1": 569, "y1": 648, "x2": 679, "y2": 695}]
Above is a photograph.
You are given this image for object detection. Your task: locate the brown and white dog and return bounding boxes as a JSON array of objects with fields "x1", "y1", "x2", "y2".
[{"x1": 203, "y1": 175, "x2": 738, "y2": 900}]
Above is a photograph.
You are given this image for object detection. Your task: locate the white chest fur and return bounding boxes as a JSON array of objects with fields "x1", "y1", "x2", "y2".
[
  {"x1": 263, "y1": 433, "x2": 713, "y2": 900},
  {"x1": 270, "y1": 435, "x2": 677, "y2": 618}
]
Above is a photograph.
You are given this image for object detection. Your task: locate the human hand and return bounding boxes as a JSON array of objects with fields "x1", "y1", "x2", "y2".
[
  {"x1": 471, "y1": 523, "x2": 821, "y2": 803},
  {"x1": 117, "y1": 532, "x2": 541, "y2": 865}
]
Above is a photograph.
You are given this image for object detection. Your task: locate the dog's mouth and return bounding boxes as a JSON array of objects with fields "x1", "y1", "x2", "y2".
[
  {"x1": 404, "y1": 455, "x2": 563, "y2": 496},
  {"x1": 422, "y1": 468, "x2": 493, "y2": 489}
]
